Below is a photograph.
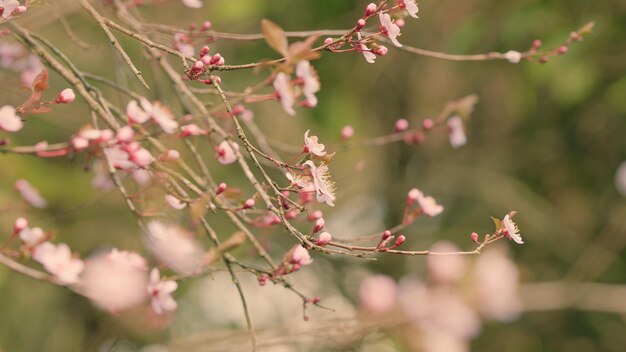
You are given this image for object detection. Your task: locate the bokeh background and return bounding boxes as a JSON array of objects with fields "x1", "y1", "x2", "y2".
[{"x1": 1, "y1": 0, "x2": 626, "y2": 351}]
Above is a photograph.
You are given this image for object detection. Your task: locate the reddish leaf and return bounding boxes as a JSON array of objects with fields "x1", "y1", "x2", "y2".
[
  {"x1": 31, "y1": 69, "x2": 49, "y2": 93},
  {"x1": 287, "y1": 35, "x2": 321, "y2": 63},
  {"x1": 261, "y1": 19, "x2": 288, "y2": 57}
]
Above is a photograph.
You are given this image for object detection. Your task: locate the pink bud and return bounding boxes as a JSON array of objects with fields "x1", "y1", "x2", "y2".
[
  {"x1": 395, "y1": 19, "x2": 405, "y2": 28},
  {"x1": 340, "y1": 125, "x2": 354, "y2": 140},
  {"x1": 162, "y1": 149, "x2": 180, "y2": 161},
  {"x1": 201, "y1": 21, "x2": 212, "y2": 31},
  {"x1": 373, "y1": 46, "x2": 388, "y2": 56},
  {"x1": 422, "y1": 118, "x2": 434, "y2": 130},
  {"x1": 393, "y1": 235, "x2": 406, "y2": 247},
  {"x1": 365, "y1": 3, "x2": 377, "y2": 17},
  {"x1": 199, "y1": 46, "x2": 210, "y2": 57},
  {"x1": 13, "y1": 6, "x2": 27, "y2": 15},
  {"x1": 539, "y1": 56, "x2": 549, "y2": 63},
  {"x1": 216, "y1": 182, "x2": 227, "y2": 195},
  {"x1": 201, "y1": 55, "x2": 212, "y2": 65},
  {"x1": 407, "y1": 188, "x2": 419, "y2": 205},
  {"x1": 116, "y1": 126, "x2": 134, "y2": 142},
  {"x1": 55, "y1": 88, "x2": 75, "y2": 104},
  {"x1": 312, "y1": 218, "x2": 325, "y2": 233},
  {"x1": 242, "y1": 198, "x2": 255, "y2": 209},
  {"x1": 381, "y1": 230, "x2": 391, "y2": 240},
  {"x1": 471, "y1": 232, "x2": 479, "y2": 243},
  {"x1": 13, "y1": 217, "x2": 28, "y2": 234},
  {"x1": 323, "y1": 37, "x2": 334, "y2": 46},
  {"x1": 231, "y1": 104, "x2": 245, "y2": 116},
  {"x1": 307, "y1": 210, "x2": 323, "y2": 221},
  {"x1": 532, "y1": 39, "x2": 542, "y2": 48},
  {"x1": 285, "y1": 209, "x2": 298, "y2": 219},
  {"x1": 315, "y1": 232, "x2": 332, "y2": 246},
  {"x1": 394, "y1": 118, "x2": 409, "y2": 132},
  {"x1": 356, "y1": 19, "x2": 366, "y2": 31},
  {"x1": 193, "y1": 60, "x2": 204, "y2": 71},
  {"x1": 557, "y1": 46, "x2": 568, "y2": 55}
]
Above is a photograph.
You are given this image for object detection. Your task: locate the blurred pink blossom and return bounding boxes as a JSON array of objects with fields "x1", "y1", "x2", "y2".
[
  {"x1": 15, "y1": 179, "x2": 47, "y2": 208},
  {"x1": 147, "y1": 268, "x2": 178, "y2": 315},
  {"x1": 0, "y1": 105, "x2": 22, "y2": 132},
  {"x1": 32, "y1": 242, "x2": 84, "y2": 285},
  {"x1": 359, "y1": 274, "x2": 398, "y2": 314},
  {"x1": 144, "y1": 221, "x2": 205, "y2": 275}
]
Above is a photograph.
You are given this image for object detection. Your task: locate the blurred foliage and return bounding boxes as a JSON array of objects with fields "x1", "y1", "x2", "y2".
[{"x1": 1, "y1": 0, "x2": 625, "y2": 351}]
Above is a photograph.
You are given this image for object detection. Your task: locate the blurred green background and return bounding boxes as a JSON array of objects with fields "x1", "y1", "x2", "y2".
[{"x1": 1, "y1": 0, "x2": 626, "y2": 351}]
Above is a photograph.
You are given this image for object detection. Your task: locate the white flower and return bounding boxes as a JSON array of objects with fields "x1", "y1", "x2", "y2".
[
  {"x1": 447, "y1": 115, "x2": 467, "y2": 148},
  {"x1": 126, "y1": 100, "x2": 149, "y2": 124},
  {"x1": 357, "y1": 33, "x2": 376, "y2": 64},
  {"x1": 295, "y1": 61, "x2": 320, "y2": 107},
  {"x1": 32, "y1": 242, "x2": 84, "y2": 284},
  {"x1": 147, "y1": 268, "x2": 178, "y2": 315},
  {"x1": 402, "y1": 0, "x2": 419, "y2": 18},
  {"x1": 0, "y1": 105, "x2": 22, "y2": 132},
  {"x1": 145, "y1": 221, "x2": 205, "y2": 275},
  {"x1": 409, "y1": 188, "x2": 444, "y2": 216},
  {"x1": 77, "y1": 249, "x2": 149, "y2": 312},
  {"x1": 15, "y1": 179, "x2": 47, "y2": 208},
  {"x1": 502, "y1": 214, "x2": 523, "y2": 244},
  {"x1": 273, "y1": 72, "x2": 296, "y2": 116},
  {"x1": 303, "y1": 160, "x2": 336, "y2": 207},
  {"x1": 216, "y1": 140, "x2": 239, "y2": 165},
  {"x1": 181, "y1": 0, "x2": 202, "y2": 8},
  {"x1": 19, "y1": 227, "x2": 45, "y2": 246},
  {"x1": 504, "y1": 50, "x2": 522, "y2": 64},
  {"x1": 304, "y1": 130, "x2": 326, "y2": 156},
  {"x1": 173, "y1": 33, "x2": 195, "y2": 57},
  {"x1": 379, "y1": 13, "x2": 402, "y2": 47}
]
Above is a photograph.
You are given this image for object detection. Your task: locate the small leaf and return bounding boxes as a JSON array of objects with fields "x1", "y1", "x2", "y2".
[
  {"x1": 287, "y1": 35, "x2": 322, "y2": 63},
  {"x1": 577, "y1": 21, "x2": 595, "y2": 36},
  {"x1": 31, "y1": 69, "x2": 49, "y2": 93},
  {"x1": 261, "y1": 19, "x2": 288, "y2": 57},
  {"x1": 491, "y1": 216, "x2": 502, "y2": 232}
]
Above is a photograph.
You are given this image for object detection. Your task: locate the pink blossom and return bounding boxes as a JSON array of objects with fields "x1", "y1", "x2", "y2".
[
  {"x1": 173, "y1": 33, "x2": 195, "y2": 57},
  {"x1": 32, "y1": 242, "x2": 84, "y2": 284},
  {"x1": 379, "y1": 13, "x2": 402, "y2": 47},
  {"x1": 77, "y1": 249, "x2": 149, "y2": 311},
  {"x1": 409, "y1": 188, "x2": 444, "y2": 217},
  {"x1": 401, "y1": 0, "x2": 419, "y2": 18},
  {"x1": 181, "y1": 0, "x2": 202, "y2": 8},
  {"x1": 19, "y1": 226, "x2": 45, "y2": 246},
  {"x1": 273, "y1": 72, "x2": 296, "y2": 116},
  {"x1": 216, "y1": 140, "x2": 239, "y2": 165},
  {"x1": 145, "y1": 221, "x2": 205, "y2": 275},
  {"x1": 140, "y1": 99, "x2": 179, "y2": 134},
  {"x1": 447, "y1": 116, "x2": 467, "y2": 148},
  {"x1": 55, "y1": 88, "x2": 75, "y2": 104},
  {"x1": 357, "y1": 33, "x2": 376, "y2": 64},
  {"x1": 303, "y1": 160, "x2": 336, "y2": 207},
  {"x1": 148, "y1": 268, "x2": 178, "y2": 315},
  {"x1": 341, "y1": 125, "x2": 354, "y2": 139},
  {"x1": 502, "y1": 214, "x2": 523, "y2": 244},
  {"x1": 0, "y1": 105, "x2": 23, "y2": 132},
  {"x1": 295, "y1": 61, "x2": 320, "y2": 107},
  {"x1": 165, "y1": 194, "x2": 187, "y2": 210},
  {"x1": 180, "y1": 124, "x2": 207, "y2": 137},
  {"x1": 304, "y1": 130, "x2": 326, "y2": 156},
  {"x1": 126, "y1": 100, "x2": 149, "y2": 124},
  {"x1": 91, "y1": 161, "x2": 114, "y2": 191},
  {"x1": 292, "y1": 245, "x2": 313, "y2": 265},
  {"x1": 359, "y1": 274, "x2": 398, "y2": 314},
  {"x1": 0, "y1": 0, "x2": 19, "y2": 19},
  {"x1": 473, "y1": 247, "x2": 521, "y2": 321},
  {"x1": 15, "y1": 179, "x2": 47, "y2": 208}
]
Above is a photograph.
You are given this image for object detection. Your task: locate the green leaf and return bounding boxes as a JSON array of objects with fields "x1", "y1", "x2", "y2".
[{"x1": 491, "y1": 216, "x2": 502, "y2": 232}]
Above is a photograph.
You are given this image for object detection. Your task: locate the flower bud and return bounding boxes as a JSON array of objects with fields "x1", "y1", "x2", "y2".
[
  {"x1": 394, "y1": 118, "x2": 409, "y2": 132},
  {"x1": 199, "y1": 46, "x2": 210, "y2": 57},
  {"x1": 315, "y1": 232, "x2": 332, "y2": 246},
  {"x1": 312, "y1": 218, "x2": 325, "y2": 233},
  {"x1": 55, "y1": 88, "x2": 75, "y2": 104},
  {"x1": 341, "y1": 125, "x2": 354, "y2": 140},
  {"x1": 307, "y1": 210, "x2": 323, "y2": 221},
  {"x1": 356, "y1": 19, "x2": 366, "y2": 31},
  {"x1": 242, "y1": 198, "x2": 255, "y2": 209},
  {"x1": 13, "y1": 217, "x2": 28, "y2": 234},
  {"x1": 365, "y1": 3, "x2": 377, "y2": 17},
  {"x1": 201, "y1": 21, "x2": 212, "y2": 31},
  {"x1": 557, "y1": 46, "x2": 568, "y2": 55},
  {"x1": 422, "y1": 118, "x2": 434, "y2": 130},
  {"x1": 215, "y1": 182, "x2": 227, "y2": 195},
  {"x1": 470, "y1": 232, "x2": 479, "y2": 243}
]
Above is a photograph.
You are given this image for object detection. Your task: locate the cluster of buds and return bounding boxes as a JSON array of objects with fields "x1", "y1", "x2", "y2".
[
  {"x1": 187, "y1": 45, "x2": 224, "y2": 84},
  {"x1": 376, "y1": 230, "x2": 406, "y2": 251}
]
